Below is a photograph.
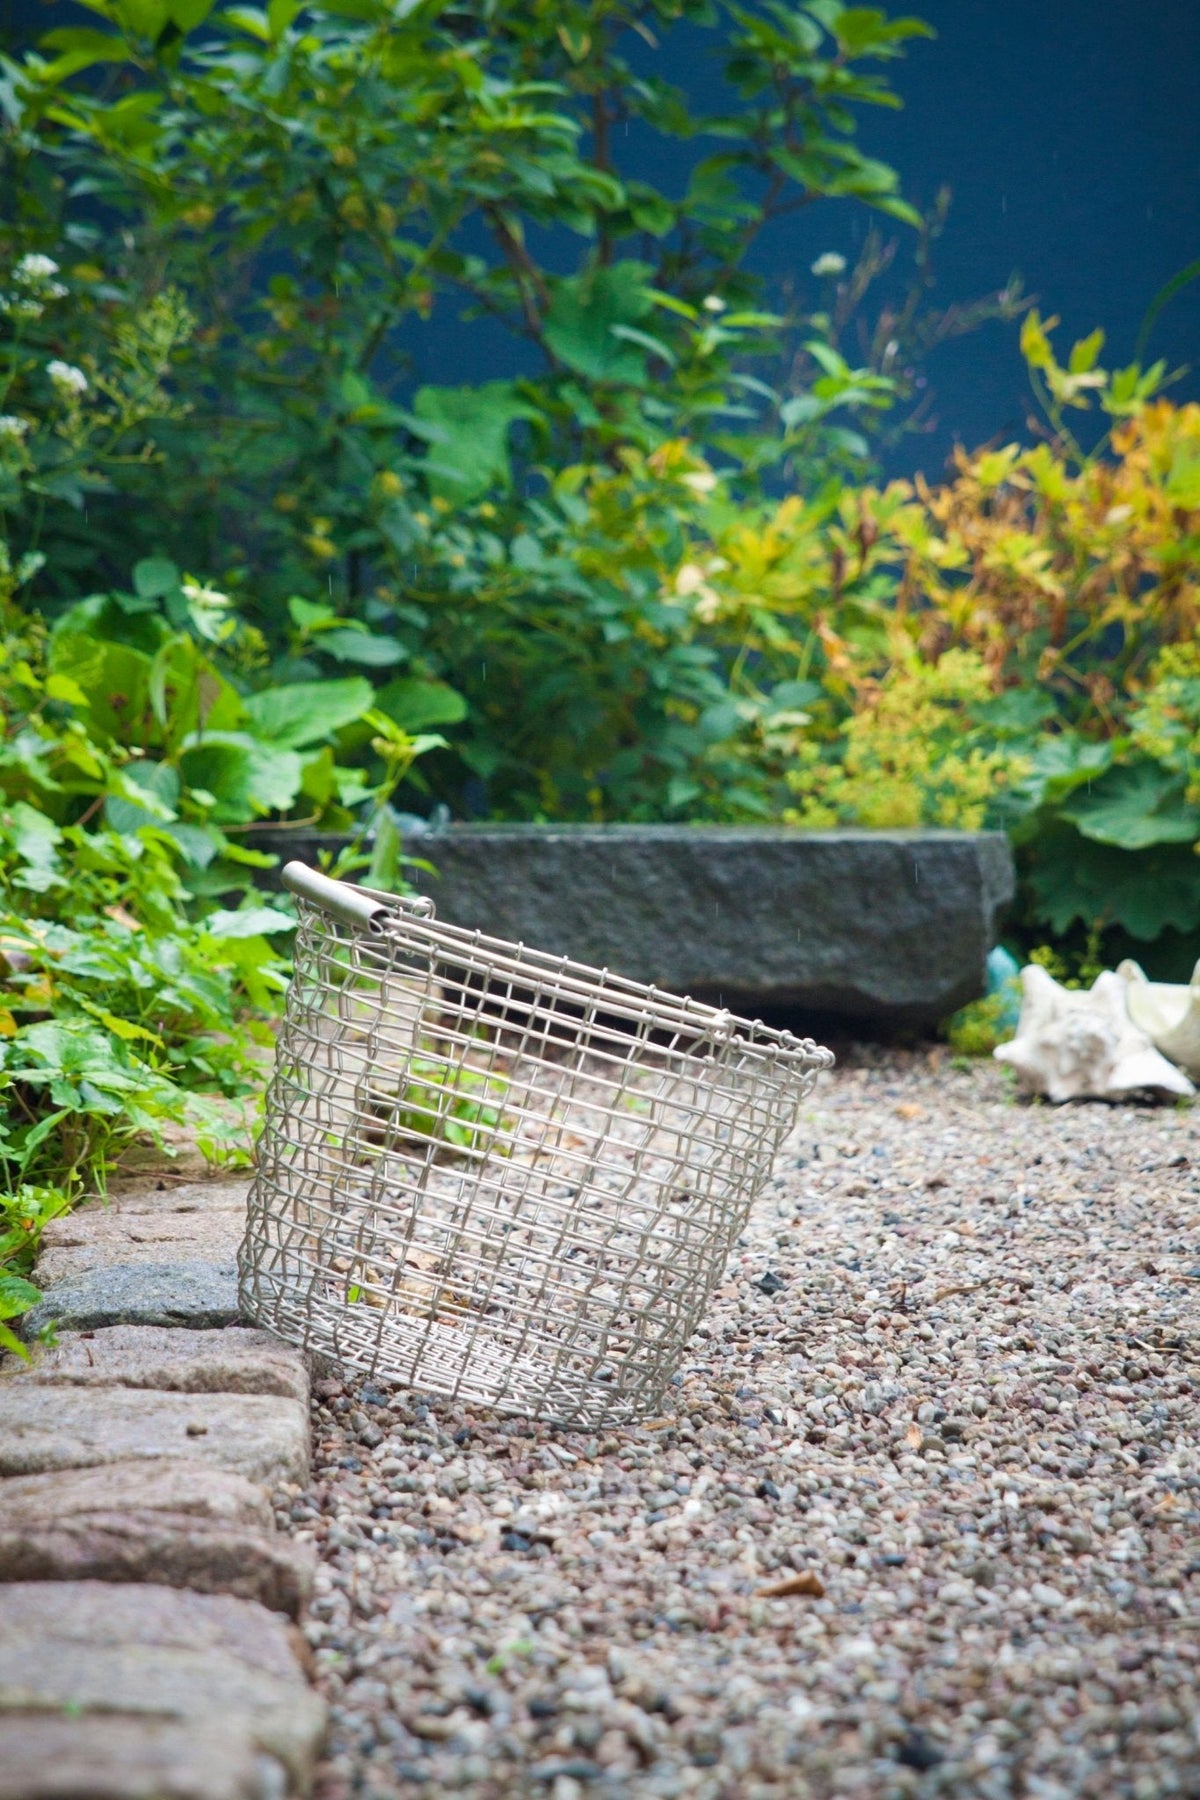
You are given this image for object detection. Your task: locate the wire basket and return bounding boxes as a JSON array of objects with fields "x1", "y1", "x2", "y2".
[{"x1": 239, "y1": 862, "x2": 833, "y2": 1427}]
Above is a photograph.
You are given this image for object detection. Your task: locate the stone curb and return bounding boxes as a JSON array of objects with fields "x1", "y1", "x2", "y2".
[{"x1": 0, "y1": 1175, "x2": 327, "y2": 1798}]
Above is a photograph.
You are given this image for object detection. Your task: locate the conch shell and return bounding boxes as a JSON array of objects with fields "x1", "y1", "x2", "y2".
[
  {"x1": 1118, "y1": 958, "x2": 1200, "y2": 1079},
  {"x1": 994, "y1": 963, "x2": 1195, "y2": 1103}
]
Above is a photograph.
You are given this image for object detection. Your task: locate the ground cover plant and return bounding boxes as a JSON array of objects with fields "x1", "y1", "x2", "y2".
[
  {"x1": 0, "y1": 570, "x2": 440, "y2": 1339},
  {"x1": 0, "y1": 338, "x2": 438, "y2": 1339}
]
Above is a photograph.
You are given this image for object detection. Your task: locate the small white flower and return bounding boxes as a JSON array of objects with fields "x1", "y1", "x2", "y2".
[
  {"x1": 0, "y1": 414, "x2": 30, "y2": 441},
  {"x1": 47, "y1": 359, "x2": 88, "y2": 397},
  {"x1": 14, "y1": 253, "x2": 60, "y2": 286},
  {"x1": 680, "y1": 469, "x2": 718, "y2": 496},
  {"x1": 182, "y1": 577, "x2": 235, "y2": 643},
  {"x1": 702, "y1": 294, "x2": 726, "y2": 314},
  {"x1": 811, "y1": 252, "x2": 847, "y2": 278}
]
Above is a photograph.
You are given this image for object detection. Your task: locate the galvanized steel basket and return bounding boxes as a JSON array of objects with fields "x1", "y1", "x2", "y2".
[{"x1": 239, "y1": 862, "x2": 832, "y2": 1427}]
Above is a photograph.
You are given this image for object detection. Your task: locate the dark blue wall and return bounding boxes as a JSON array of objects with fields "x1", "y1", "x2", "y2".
[{"x1": 854, "y1": 0, "x2": 1200, "y2": 474}]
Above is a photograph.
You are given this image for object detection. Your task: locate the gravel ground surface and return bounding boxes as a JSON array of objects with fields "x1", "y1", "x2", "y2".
[{"x1": 284, "y1": 1047, "x2": 1200, "y2": 1799}]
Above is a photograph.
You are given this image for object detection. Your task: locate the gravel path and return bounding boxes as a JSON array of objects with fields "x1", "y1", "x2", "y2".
[{"x1": 289, "y1": 1048, "x2": 1200, "y2": 1800}]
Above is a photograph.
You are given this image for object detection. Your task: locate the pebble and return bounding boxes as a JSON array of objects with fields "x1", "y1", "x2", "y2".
[{"x1": 293, "y1": 1048, "x2": 1200, "y2": 1798}]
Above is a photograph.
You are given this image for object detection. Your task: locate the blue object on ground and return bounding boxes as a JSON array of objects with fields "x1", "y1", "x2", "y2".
[{"x1": 986, "y1": 945, "x2": 1023, "y2": 1030}]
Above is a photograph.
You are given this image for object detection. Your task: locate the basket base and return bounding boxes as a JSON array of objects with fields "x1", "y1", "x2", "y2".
[{"x1": 238, "y1": 1268, "x2": 668, "y2": 1430}]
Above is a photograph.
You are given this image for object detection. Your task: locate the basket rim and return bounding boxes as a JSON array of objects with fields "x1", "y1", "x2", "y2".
[{"x1": 285, "y1": 862, "x2": 833, "y2": 1072}]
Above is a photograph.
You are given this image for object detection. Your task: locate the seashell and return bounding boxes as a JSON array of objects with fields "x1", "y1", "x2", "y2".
[
  {"x1": 994, "y1": 964, "x2": 1195, "y2": 1103},
  {"x1": 1117, "y1": 958, "x2": 1200, "y2": 1078}
]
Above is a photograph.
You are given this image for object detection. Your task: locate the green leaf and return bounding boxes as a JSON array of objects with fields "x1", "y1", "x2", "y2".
[
  {"x1": 8, "y1": 802, "x2": 62, "y2": 888},
  {"x1": 178, "y1": 733, "x2": 303, "y2": 820},
  {"x1": 203, "y1": 905, "x2": 296, "y2": 938},
  {"x1": 35, "y1": 26, "x2": 130, "y2": 81},
  {"x1": 48, "y1": 634, "x2": 154, "y2": 746},
  {"x1": 221, "y1": 6, "x2": 272, "y2": 39},
  {"x1": 0, "y1": 1273, "x2": 42, "y2": 1321},
  {"x1": 287, "y1": 597, "x2": 339, "y2": 635},
  {"x1": 133, "y1": 556, "x2": 181, "y2": 601},
  {"x1": 412, "y1": 381, "x2": 540, "y2": 504},
  {"x1": 1026, "y1": 825, "x2": 1200, "y2": 941},
  {"x1": 375, "y1": 678, "x2": 468, "y2": 731},
  {"x1": 316, "y1": 629, "x2": 406, "y2": 667},
  {"x1": 1059, "y1": 762, "x2": 1199, "y2": 850},
  {"x1": 1016, "y1": 735, "x2": 1113, "y2": 808},
  {"x1": 366, "y1": 808, "x2": 401, "y2": 890},
  {"x1": 544, "y1": 262, "x2": 654, "y2": 385},
  {"x1": 105, "y1": 758, "x2": 181, "y2": 834},
  {"x1": 0, "y1": 1322, "x2": 31, "y2": 1360},
  {"x1": 243, "y1": 678, "x2": 374, "y2": 747},
  {"x1": 169, "y1": 0, "x2": 217, "y2": 27},
  {"x1": 1068, "y1": 328, "x2": 1105, "y2": 375},
  {"x1": 264, "y1": 0, "x2": 299, "y2": 34}
]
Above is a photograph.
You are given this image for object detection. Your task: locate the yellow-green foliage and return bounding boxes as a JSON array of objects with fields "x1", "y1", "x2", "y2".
[
  {"x1": 653, "y1": 322, "x2": 1200, "y2": 956},
  {"x1": 943, "y1": 991, "x2": 1014, "y2": 1057},
  {"x1": 784, "y1": 645, "x2": 1023, "y2": 829}
]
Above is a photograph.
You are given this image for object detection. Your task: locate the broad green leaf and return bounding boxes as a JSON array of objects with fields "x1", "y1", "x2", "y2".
[
  {"x1": 0, "y1": 1273, "x2": 42, "y2": 1321},
  {"x1": 44, "y1": 672, "x2": 89, "y2": 707},
  {"x1": 317, "y1": 629, "x2": 406, "y2": 667},
  {"x1": 412, "y1": 381, "x2": 540, "y2": 504},
  {"x1": 287, "y1": 597, "x2": 339, "y2": 634},
  {"x1": 1027, "y1": 826, "x2": 1200, "y2": 940},
  {"x1": 1059, "y1": 761, "x2": 1200, "y2": 850},
  {"x1": 170, "y1": 0, "x2": 217, "y2": 27},
  {"x1": 1016, "y1": 735, "x2": 1112, "y2": 808},
  {"x1": 179, "y1": 732, "x2": 304, "y2": 819},
  {"x1": 113, "y1": 0, "x2": 170, "y2": 36},
  {"x1": 543, "y1": 262, "x2": 655, "y2": 385},
  {"x1": 203, "y1": 905, "x2": 296, "y2": 938},
  {"x1": 244, "y1": 678, "x2": 374, "y2": 747},
  {"x1": 8, "y1": 803, "x2": 62, "y2": 889},
  {"x1": 48, "y1": 634, "x2": 154, "y2": 746},
  {"x1": 133, "y1": 556, "x2": 181, "y2": 600},
  {"x1": 375, "y1": 678, "x2": 468, "y2": 731},
  {"x1": 105, "y1": 758, "x2": 181, "y2": 834}
]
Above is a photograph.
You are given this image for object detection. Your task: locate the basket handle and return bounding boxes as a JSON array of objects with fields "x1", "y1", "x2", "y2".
[{"x1": 281, "y1": 861, "x2": 433, "y2": 933}]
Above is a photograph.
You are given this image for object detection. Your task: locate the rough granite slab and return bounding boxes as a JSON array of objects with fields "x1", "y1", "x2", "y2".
[
  {"x1": 14, "y1": 1324, "x2": 308, "y2": 1403},
  {"x1": 0, "y1": 1513, "x2": 315, "y2": 1617},
  {"x1": 0, "y1": 1583, "x2": 325, "y2": 1791},
  {"x1": 0, "y1": 1715, "x2": 273, "y2": 1800},
  {"x1": 20, "y1": 1260, "x2": 240, "y2": 1336},
  {"x1": 0, "y1": 1388, "x2": 309, "y2": 1485},
  {"x1": 35, "y1": 1211, "x2": 244, "y2": 1286},
  {"x1": 265, "y1": 824, "x2": 1015, "y2": 1024},
  {"x1": 0, "y1": 1460, "x2": 275, "y2": 1532}
]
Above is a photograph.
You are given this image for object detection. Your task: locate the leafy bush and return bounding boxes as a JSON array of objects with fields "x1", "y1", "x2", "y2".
[
  {"x1": 0, "y1": 522, "x2": 437, "y2": 1337},
  {"x1": 773, "y1": 322, "x2": 1200, "y2": 973}
]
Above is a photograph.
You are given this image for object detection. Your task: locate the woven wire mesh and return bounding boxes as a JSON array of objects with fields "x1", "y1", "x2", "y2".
[{"x1": 239, "y1": 872, "x2": 833, "y2": 1427}]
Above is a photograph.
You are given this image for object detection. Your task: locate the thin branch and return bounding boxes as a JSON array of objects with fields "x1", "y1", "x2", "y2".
[{"x1": 483, "y1": 206, "x2": 550, "y2": 347}]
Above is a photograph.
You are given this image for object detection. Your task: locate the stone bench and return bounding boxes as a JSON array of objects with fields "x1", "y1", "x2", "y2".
[{"x1": 267, "y1": 826, "x2": 1014, "y2": 1030}]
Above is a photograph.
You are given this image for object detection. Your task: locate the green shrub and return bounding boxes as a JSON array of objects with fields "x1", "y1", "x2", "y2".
[
  {"x1": 4, "y1": 0, "x2": 1033, "y2": 821},
  {"x1": 694, "y1": 322, "x2": 1200, "y2": 975}
]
